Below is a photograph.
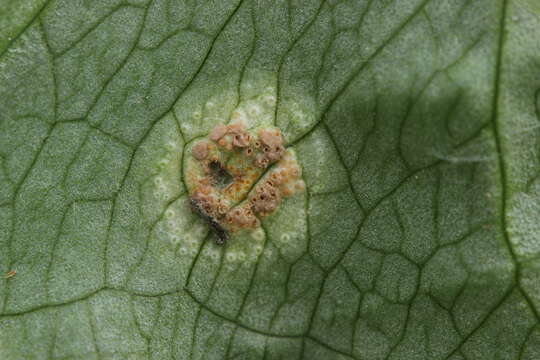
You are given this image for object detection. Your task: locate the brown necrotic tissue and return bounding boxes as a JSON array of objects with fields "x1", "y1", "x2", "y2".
[{"x1": 186, "y1": 122, "x2": 305, "y2": 244}]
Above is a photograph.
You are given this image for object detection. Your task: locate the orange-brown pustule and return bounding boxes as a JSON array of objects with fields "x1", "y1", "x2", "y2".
[{"x1": 186, "y1": 122, "x2": 304, "y2": 244}]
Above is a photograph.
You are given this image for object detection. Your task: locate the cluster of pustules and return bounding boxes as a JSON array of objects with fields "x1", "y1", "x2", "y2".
[
  {"x1": 225, "y1": 157, "x2": 304, "y2": 229},
  {"x1": 189, "y1": 122, "x2": 304, "y2": 237},
  {"x1": 202, "y1": 122, "x2": 286, "y2": 169}
]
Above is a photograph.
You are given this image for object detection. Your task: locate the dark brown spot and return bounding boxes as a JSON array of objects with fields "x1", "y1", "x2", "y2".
[
  {"x1": 189, "y1": 197, "x2": 229, "y2": 245},
  {"x1": 208, "y1": 160, "x2": 233, "y2": 188}
]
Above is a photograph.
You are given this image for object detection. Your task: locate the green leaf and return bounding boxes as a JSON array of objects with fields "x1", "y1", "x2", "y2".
[{"x1": 1, "y1": 0, "x2": 539, "y2": 359}]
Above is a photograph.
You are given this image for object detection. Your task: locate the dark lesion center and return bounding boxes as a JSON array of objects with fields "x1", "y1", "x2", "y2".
[
  {"x1": 188, "y1": 160, "x2": 233, "y2": 245},
  {"x1": 208, "y1": 160, "x2": 233, "y2": 188},
  {"x1": 189, "y1": 197, "x2": 229, "y2": 245}
]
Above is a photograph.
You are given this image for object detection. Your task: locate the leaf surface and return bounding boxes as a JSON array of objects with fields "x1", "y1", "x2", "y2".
[{"x1": 1, "y1": 0, "x2": 540, "y2": 359}]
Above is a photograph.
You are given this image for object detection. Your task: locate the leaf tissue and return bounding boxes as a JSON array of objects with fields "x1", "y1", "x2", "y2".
[{"x1": 1, "y1": 0, "x2": 540, "y2": 359}]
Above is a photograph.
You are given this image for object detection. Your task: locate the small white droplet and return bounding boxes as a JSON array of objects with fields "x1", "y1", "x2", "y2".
[
  {"x1": 170, "y1": 234, "x2": 182, "y2": 245},
  {"x1": 195, "y1": 224, "x2": 207, "y2": 236},
  {"x1": 193, "y1": 110, "x2": 202, "y2": 119},
  {"x1": 158, "y1": 159, "x2": 170, "y2": 170},
  {"x1": 262, "y1": 95, "x2": 276, "y2": 107},
  {"x1": 165, "y1": 141, "x2": 178, "y2": 151},
  {"x1": 251, "y1": 228, "x2": 265, "y2": 241},
  {"x1": 280, "y1": 233, "x2": 291, "y2": 242},
  {"x1": 181, "y1": 123, "x2": 192, "y2": 132},
  {"x1": 171, "y1": 224, "x2": 182, "y2": 234},
  {"x1": 248, "y1": 104, "x2": 262, "y2": 117},
  {"x1": 210, "y1": 250, "x2": 220, "y2": 261},
  {"x1": 231, "y1": 110, "x2": 246, "y2": 123},
  {"x1": 254, "y1": 245, "x2": 263, "y2": 255}
]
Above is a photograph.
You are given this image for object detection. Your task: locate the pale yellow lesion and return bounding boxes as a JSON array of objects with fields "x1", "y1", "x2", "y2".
[{"x1": 151, "y1": 71, "x2": 314, "y2": 263}]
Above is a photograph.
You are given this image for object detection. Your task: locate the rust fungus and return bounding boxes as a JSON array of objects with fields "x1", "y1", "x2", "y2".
[
  {"x1": 209, "y1": 124, "x2": 228, "y2": 141},
  {"x1": 4, "y1": 270, "x2": 16, "y2": 279},
  {"x1": 187, "y1": 122, "x2": 304, "y2": 245},
  {"x1": 192, "y1": 141, "x2": 209, "y2": 160}
]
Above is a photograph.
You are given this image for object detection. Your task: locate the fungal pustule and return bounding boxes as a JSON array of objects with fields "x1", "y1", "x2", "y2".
[
  {"x1": 186, "y1": 122, "x2": 304, "y2": 245},
  {"x1": 192, "y1": 141, "x2": 209, "y2": 160},
  {"x1": 209, "y1": 125, "x2": 228, "y2": 141}
]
